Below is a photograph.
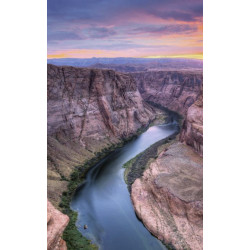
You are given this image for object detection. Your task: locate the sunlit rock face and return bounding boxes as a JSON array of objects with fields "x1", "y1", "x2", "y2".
[
  {"x1": 130, "y1": 71, "x2": 203, "y2": 249},
  {"x1": 131, "y1": 142, "x2": 203, "y2": 250},
  {"x1": 47, "y1": 200, "x2": 69, "y2": 250},
  {"x1": 132, "y1": 71, "x2": 203, "y2": 116},
  {"x1": 47, "y1": 64, "x2": 155, "y2": 206},
  {"x1": 180, "y1": 94, "x2": 203, "y2": 156}
]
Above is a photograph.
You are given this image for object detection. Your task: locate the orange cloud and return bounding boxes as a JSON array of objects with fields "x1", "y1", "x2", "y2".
[{"x1": 143, "y1": 53, "x2": 203, "y2": 60}]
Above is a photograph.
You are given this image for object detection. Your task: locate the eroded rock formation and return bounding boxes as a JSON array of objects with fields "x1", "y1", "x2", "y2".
[
  {"x1": 129, "y1": 71, "x2": 203, "y2": 249},
  {"x1": 180, "y1": 94, "x2": 203, "y2": 155},
  {"x1": 47, "y1": 200, "x2": 69, "y2": 250},
  {"x1": 47, "y1": 64, "x2": 155, "y2": 206},
  {"x1": 132, "y1": 71, "x2": 203, "y2": 116},
  {"x1": 131, "y1": 142, "x2": 203, "y2": 250}
]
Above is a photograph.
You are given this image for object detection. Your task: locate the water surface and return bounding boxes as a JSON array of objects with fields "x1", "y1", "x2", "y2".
[{"x1": 71, "y1": 122, "x2": 179, "y2": 250}]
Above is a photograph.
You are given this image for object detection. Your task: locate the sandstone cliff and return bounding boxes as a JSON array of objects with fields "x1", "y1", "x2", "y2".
[
  {"x1": 180, "y1": 94, "x2": 203, "y2": 156},
  {"x1": 132, "y1": 71, "x2": 203, "y2": 116},
  {"x1": 47, "y1": 64, "x2": 155, "y2": 206},
  {"x1": 47, "y1": 200, "x2": 69, "y2": 250},
  {"x1": 131, "y1": 142, "x2": 203, "y2": 250},
  {"x1": 129, "y1": 71, "x2": 203, "y2": 249}
]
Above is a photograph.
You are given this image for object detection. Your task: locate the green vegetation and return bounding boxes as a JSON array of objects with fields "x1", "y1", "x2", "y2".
[
  {"x1": 62, "y1": 210, "x2": 98, "y2": 250},
  {"x1": 123, "y1": 135, "x2": 180, "y2": 250},
  {"x1": 146, "y1": 100, "x2": 183, "y2": 124},
  {"x1": 58, "y1": 111, "x2": 178, "y2": 249},
  {"x1": 58, "y1": 123, "x2": 156, "y2": 249},
  {"x1": 59, "y1": 143, "x2": 124, "y2": 250},
  {"x1": 123, "y1": 133, "x2": 178, "y2": 192}
]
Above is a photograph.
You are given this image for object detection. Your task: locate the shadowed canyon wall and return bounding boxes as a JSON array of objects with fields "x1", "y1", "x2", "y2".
[
  {"x1": 133, "y1": 71, "x2": 202, "y2": 116},
  {"x1": 47, "y1": 64, "x2": 155, "y2": 207}
]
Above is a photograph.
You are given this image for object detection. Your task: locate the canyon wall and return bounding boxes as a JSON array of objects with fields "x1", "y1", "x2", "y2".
[
  {"x1": 131, "y1": 142, "x2": 203, "y2": 250},
  {"x1": 132, "y1": 71, "x2": 202, "y2": 116},
  {"x1": 47, "y1": 64, "x2": 155, "y2": 206},
  {"x1": 47, "y1": 65, "x2": 203, "y2": 250},
  {"x1": 180, "y1": 94, "x2": 203, "y2": 156},
  {"x1": 130, "y1": 70, "x2": 203, "y2": 249},
  {"x1": 47, "y1": 200, "x2": 69, "y2": 250},
  {"x1": 133, "y1": 70, "x2": 203, "y2": 155}
]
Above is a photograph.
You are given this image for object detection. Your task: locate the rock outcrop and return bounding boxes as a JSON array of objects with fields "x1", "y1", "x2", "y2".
[
  {"x1": 131, "y1": 142, "x2": 203, "y2": 250},
  {"x1": 180, "y1": 94, "x2": 203, "y2": 155},
  {"x1": 47, "y1": 64, "x2": 155, "y2": 206},
  {"x1": 129, "y1": 71, "x2": 203, "y2": 249},
  {"x1": 132, "y1": 71, "x2": 203, "y2": 116},
  {"x1": 47, "y1": 200, "x2": 69, "y2": 250}
]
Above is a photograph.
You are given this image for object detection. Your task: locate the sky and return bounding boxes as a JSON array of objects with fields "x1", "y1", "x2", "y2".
[{"x1": 47, "y1": 0, "x2": 203, "y2": 59}]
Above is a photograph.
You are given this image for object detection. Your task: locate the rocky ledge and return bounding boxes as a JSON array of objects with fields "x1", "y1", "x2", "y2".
[
  {"x1": 180, "y1": 94, "x2": 203, "y2": 156},
  {"x1": 131, "y1": 142, "x2": 203, "y2": 250},
  {"x1": 47, "y1": 200, "x2": 69, "y2": 250}
]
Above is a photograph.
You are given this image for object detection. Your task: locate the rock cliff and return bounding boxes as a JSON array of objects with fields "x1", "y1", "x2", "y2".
[
  {"x1": 47, "y1": 64, "x2": 155, "y2": 206},
  {"x1": 129, "y1": 70, "x2": 203, "y2": 249},
  {"x1": 131, "y1": 142, "x2": 203, "y2": 250},
  {"x1": 180, "y1": 94, "x2": 203, "y2": 156},
  {"x1": 47, "y1": 200, "x2": 69, "y2": 250},
  {"x1": 132, "y1": 71, "x2": 203, "y2": 116}
]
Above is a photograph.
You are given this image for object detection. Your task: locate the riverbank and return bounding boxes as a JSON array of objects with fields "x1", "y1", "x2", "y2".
[
  {"x1": 122, "y1": 102, "x2": 203, "y2": 249},
  {"x1": 58, "y1": 111, "x2": 171, "y2": 249},
  {"x1": 123, "y1": 134, "x2": 179, "y2": 193},
  {"x1": 131, "y1": 142, "x2": 203, "y2": 249},
  {"x1": 59, "y1": 128, "x2": 146, "y2": 249}
]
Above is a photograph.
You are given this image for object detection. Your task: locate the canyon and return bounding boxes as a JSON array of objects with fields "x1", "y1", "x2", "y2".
[
  {"x1": 47, "y1": 64, "x2": 155, "y2": 207},
  {"x1": 129, "y1": 89, "x2": 203, "y2": 249},
  {"x1": 132, "y1": 70, "x2": 203, "y2": 116},
  {"x1": 47, "y1": 64, "x2": 203, "y2": 250}
]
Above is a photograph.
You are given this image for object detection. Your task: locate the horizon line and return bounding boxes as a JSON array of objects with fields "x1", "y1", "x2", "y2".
[{"x1": 47, "y1": 55, "x2": 203, "y2": 60}]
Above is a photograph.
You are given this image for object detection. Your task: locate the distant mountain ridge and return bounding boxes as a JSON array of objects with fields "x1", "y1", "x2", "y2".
[{"x1": 47, "y1": 57, "x2": 203, "y2": 72}]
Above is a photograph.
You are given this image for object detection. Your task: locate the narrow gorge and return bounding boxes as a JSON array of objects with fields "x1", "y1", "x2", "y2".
[
  {"x1": 47, "y1": 64, "x2": 203, "y2": 250},
  {"x1": 47, "y1": 64, "x2": 155, "y2": 207}
]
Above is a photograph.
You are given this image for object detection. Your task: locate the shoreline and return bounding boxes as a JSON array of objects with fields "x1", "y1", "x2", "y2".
[
  {"x1": 58, "y1": 111, "x2": 171, "y2": 249},
  {"x1": 123, "y1": 137, "x2": 179, "y2": 250}
]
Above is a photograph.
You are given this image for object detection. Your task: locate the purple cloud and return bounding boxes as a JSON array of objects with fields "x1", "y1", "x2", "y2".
[
  {"x1": 48, "y1": 31, "x2": 84, "y2": 41},
  {"x1": 130, "y1": 24, "x2": 197, "y2": 35},
  {"x1": 85, "y1": 27, "x2": 117, "y2": 39}
]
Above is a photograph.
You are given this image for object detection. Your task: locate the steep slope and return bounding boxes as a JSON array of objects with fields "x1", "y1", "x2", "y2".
[
  {"x1": 131, "y1": 142, "x2": 203, "y2": 250},
  {"x1": 132, "y1": 71, "x2": 203, "y2": 116},
  {"x1": 128, "y1": 71, "x2": 203, "y2": 249},
  {"x1": 47, "y1": 200, "x2": 69, "y2": 250},
  {"x1": 47, "y1": 64, "x2": 155, "y2": 206},
  {"x1": 180, "y1": 94, "x2": 203, "y2": 155}
]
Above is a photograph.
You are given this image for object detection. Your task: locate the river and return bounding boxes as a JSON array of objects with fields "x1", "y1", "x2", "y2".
[{"x1": 71, "y1": 121, "x2": 179, "y2": 250}]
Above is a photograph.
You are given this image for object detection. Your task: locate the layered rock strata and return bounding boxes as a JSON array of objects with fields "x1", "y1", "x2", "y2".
[
  {"x1": 132, "y1": 71, "x2": 203, "y2": 116},
  {"x1": 131, "y1": 142, "x2": 203, "y2": 250},
  {"x1": 47, "y1": 200, "x2": 69, "y2": 250},
  {"x1": 180, "y1": 94, "x2": 203, "y2": 156},
  {"x1": 47, "y1": 64, "x2": 155, "y2": 206}
]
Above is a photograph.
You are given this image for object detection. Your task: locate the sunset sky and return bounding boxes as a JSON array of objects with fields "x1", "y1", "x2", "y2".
[{"x1": 47, "y1": 0, "x2": 203, "y2": 59}]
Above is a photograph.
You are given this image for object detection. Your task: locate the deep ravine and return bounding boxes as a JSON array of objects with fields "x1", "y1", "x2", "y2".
[{"x1": 70, "y1": 121, "x2": 179, "y2": 250}]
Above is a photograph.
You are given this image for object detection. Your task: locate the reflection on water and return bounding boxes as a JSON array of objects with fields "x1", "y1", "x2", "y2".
[{"x1": 71, "y1": 122, "x2": 179, "y2": 250}]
